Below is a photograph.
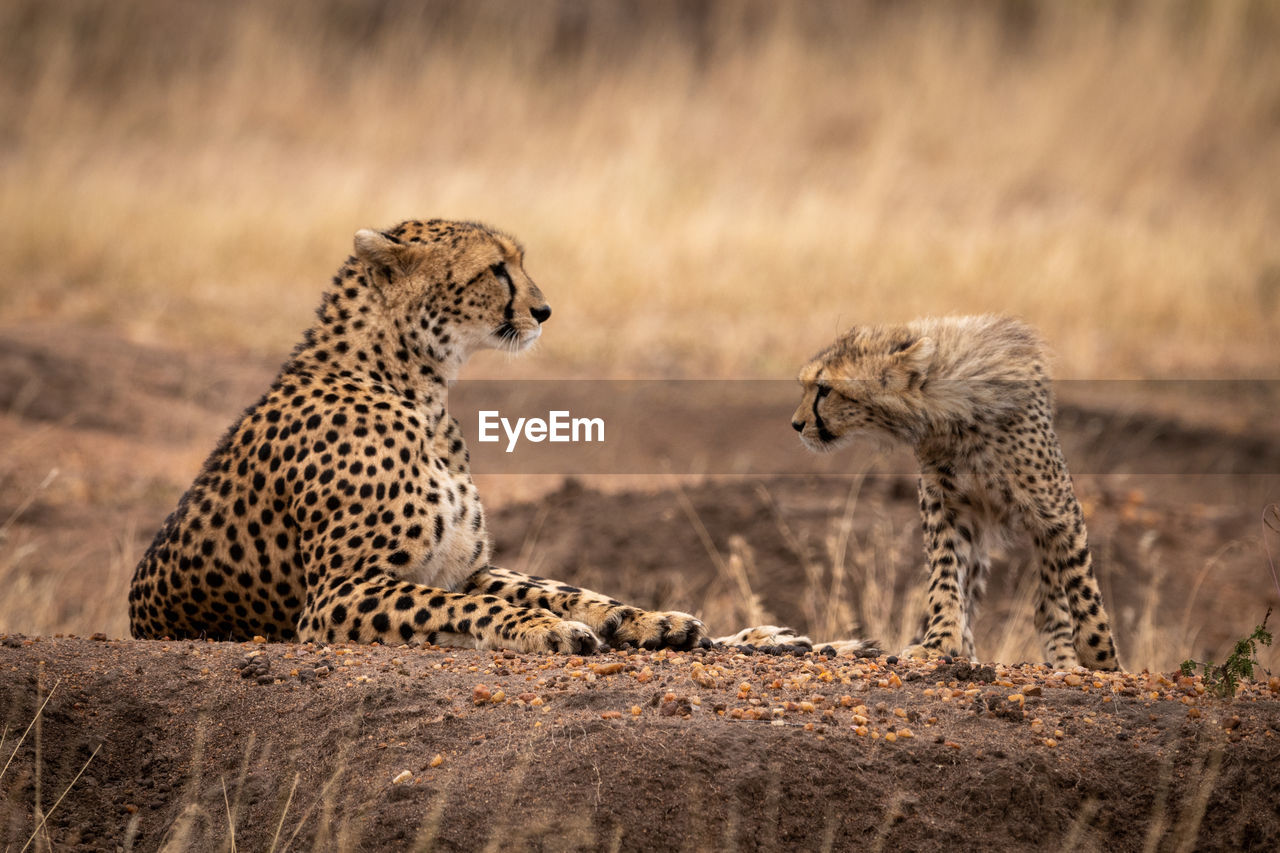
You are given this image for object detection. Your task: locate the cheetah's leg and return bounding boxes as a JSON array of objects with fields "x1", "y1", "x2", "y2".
[
  {"x1": 1033, "y1": 567, "x2": 1079, "y2": 669},
  {"x1": 297, "y1": 573, "x2": 598, "y2": 654},
  {"x1": 901, "y1": 471, "x2": 977, "y2": 661},
  {"x1": 959, "y1": 514, "x2": 991, "y2": 661},
  {"x1": 1030, "y1": 490, "x2": 1120, "y2": 671},
  {"x1": 461, "y1": 566, "x2": 708, "y2": 650}
]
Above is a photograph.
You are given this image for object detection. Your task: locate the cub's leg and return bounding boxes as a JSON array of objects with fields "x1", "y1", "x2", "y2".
[
  {"x1": 462, "y1": 566, "x2": 708, "y2": 650},
  {"x1": 959, "y1": 513, "x2": 992, "y2": 660},
  {"x1": 901, "y1": 470, "x2": 977, "y2": 661},
  {"x1": 1033, "y1": 567, "x2": 1079, "y2": 669},
  {"x1": 1028, "y1": 484, "x2": 1120, "y2": 671},
  {"x1": 298, "y1": 572, "x2": 598, "y2": 654}
]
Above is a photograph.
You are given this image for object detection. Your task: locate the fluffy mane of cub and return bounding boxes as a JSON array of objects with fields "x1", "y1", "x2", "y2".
[{"x1": 799, "y1": 314, "x2": 1049, "y2": 443}]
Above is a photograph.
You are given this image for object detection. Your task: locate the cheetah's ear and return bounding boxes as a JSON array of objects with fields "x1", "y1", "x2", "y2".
[
  {"x1": 354, "y1": 229, "x2": 422, "y2": 282},
  {"x1": 896, "y1": 336, "x2": 935, "y2": 369},
  {"x1": 880, "y1": 336, "x2": 936, "y2": 390}
]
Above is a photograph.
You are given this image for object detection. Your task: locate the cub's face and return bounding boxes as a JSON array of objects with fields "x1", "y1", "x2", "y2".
[
  {"x1": 791, "y1": 360, "x2": 879, "y2": 453},
  {"x1": 790, "y1": 327, "x2": 935, "y2": 452},
  {"x1": 354, "y1": 219, "x2": 551, "y2": 359}
]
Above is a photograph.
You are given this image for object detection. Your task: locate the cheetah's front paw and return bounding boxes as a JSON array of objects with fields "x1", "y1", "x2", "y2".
[
  {"x1": 520, "y1": 619, "x2": 600, "y2": 655},
  {"x1": 607, "y1": 609, "x2": 707, "y2": 650}
]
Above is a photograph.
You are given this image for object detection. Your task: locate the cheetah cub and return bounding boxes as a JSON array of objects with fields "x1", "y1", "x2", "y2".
[
  {"x1": 130, "y1": 219, "x2": 707, "y2": 653},
  {"x1": 790, "y1": 315, "x2": 1120, "y2": 670}
]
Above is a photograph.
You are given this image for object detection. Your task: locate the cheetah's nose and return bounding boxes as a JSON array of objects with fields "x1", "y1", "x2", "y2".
[
  {"x1": 531, "y1": 305, "x2": 551, "y2": 324},
  {"x1": 791, "y1": 420, "x2": 805, "y2": 432}
]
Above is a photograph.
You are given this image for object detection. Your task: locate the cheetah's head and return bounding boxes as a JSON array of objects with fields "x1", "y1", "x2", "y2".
[
  {"x1": 790, "y1": 325, "x2": 936, "y2": 452},
  {"x1": 352, "y1": 219, "x2": 551, "y2": 366}
]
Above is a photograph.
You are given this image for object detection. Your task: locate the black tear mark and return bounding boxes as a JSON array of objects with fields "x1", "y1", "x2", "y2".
[{"x1": 491, "y1": 263, "x2": 516, "y2": 321}]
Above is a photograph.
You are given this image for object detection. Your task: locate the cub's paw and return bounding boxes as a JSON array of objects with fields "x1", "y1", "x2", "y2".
[
  {"x1": 714, "y1": 625, "x2": 813, "y2": 649},
  {"x1": 520, "y1": 618, "x2": 600, "y2": 655},
  {"x1": 607, "y1": 609, "x2": 707, "y2": 651},
  {"x1": 899, "y1": 643, "x2": 950, "y2": 662},
  {"x1": 1046, "y1": 649, "x2": 1081, "y2": 671},
  {"x1": 1078, "y1": 652, "x2": 1123, "y2": 673}
]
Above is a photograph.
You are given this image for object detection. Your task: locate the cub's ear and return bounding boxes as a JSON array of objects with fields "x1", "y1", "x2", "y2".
[
  {"x1": 880, "y1": 336, "x2": 935, "y2": 389},
  {"x1": 353, "y1": 229, "x2": 421, "y2": 281},
  {"x1": 894, "y1": 336, "x2": 935, "y2": 369}
]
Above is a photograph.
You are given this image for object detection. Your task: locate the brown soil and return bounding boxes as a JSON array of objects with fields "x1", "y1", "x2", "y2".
[
  {"x1": 2, "y1": 637, "x2": 1279, "y2": 851},
  {"x1": 2, "y1": 323, "x2": 1279, "y2": 850}
]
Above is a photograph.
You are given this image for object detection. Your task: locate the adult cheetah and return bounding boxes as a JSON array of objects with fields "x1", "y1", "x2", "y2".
[
  {"x1": 790, "y1": 315, "x2": 1120, "y2": 670},
  {"x1": 129, "y1": 219, "x2": 707, "y2": 653}
]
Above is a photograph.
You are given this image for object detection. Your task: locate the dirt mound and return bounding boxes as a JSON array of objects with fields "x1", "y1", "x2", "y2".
[{"x1": 2, "y1": 636, "x2": 1278, "y2": 851}]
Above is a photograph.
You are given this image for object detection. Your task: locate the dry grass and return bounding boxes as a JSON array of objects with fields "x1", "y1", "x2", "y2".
[{"x1": 1, "y1": 0, "x2": 1277, "y2": 377}]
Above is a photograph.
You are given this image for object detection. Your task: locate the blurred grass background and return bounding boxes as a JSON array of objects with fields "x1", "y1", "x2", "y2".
[{"x1": 1, "y1": 0, "x2": 1277, "y2": 377}]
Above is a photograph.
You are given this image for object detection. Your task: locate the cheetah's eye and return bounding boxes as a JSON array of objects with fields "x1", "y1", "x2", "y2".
[{"x1": 815, "y1": 385, "x2": 832, "y2": 400}]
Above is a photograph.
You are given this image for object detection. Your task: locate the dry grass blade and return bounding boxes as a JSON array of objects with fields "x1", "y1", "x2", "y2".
[
  {"x1": 1262, "y1": 503, "x2": 1280, "y2": 601},
  {"x1": 0, "y1": 678, "x2": 59, "y2": 785},
  {"x1": 0, "y1": 469, "x2": 57, "y2": 541},
  {"x1": 821, "y1": 478, "x2": 863, "y2": 636},
  {"x1": 722, "y1": 534, "x2": 769, "y2": 628},
  {"x1": 670, "y1": 477, "x2": 728, "y2": 577},
  {"x1": 1176, "y1": 540, "x2": 1245, "y2": 654},
  {"x1": 1057, "y1": 796, "x2": 1100, "y2": 853},
  {"x1": 480, "y1": 751, "x2": 534, "y2": 853},
  {"x1": 20, "y1": 743, "x2": 100, "y2": 853},
  {"x1": 224, "y1": 732, "x2": 256, "y2": 852},
  {"x1": 869, "y1": 791, "x2": 907, "y2": 853},
  {"x1": 818, "y1": 803, "x2": 839, "y2": 853},
  {"x1": 1170, "y1": 745, "x2": 1224, "y2": 853},
  {"x1": 1139, "y1": 756, "x2": 1175, "y2": 853},
  {"x1": 268, "y1": 772, "x2": 301, "y2": 853},
  {"x1": 410, "y1": 782, "x2": 451, "y2": 853},
  {"x1": 283, "y1": 757, "x2": 347, "y2": 853},
  {"x1": 221, "y1": 777, "x2": 236, "y2": 853}
]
